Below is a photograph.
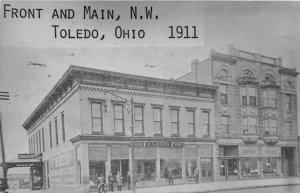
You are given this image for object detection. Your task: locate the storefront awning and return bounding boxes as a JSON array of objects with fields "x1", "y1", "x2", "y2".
[{"x1": 4, "y1": 158, "x2": 43, "y2": 168}]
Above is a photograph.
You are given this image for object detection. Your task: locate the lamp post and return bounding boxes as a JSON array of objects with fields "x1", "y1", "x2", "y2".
[{"x1": 103, "y1": 90, "x2": 135, "y2": 191}]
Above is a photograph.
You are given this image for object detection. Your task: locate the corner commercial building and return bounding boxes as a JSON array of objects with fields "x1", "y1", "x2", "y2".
[
  {"x1": 178, "y1": 45, "x2": 299, "y2": 180},
  {"x1": 22, "y1": 66, "x2": 217, "y2": 193}
]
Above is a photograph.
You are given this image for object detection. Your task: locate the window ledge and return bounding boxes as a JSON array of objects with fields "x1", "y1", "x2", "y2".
[
  {"x1": 92, "y1": 132, "x2": 104, "y2": 135},
  {"x1": 114, "y1": 132, "x2": 126, "y2": 136},
  {"x1": 134, "y1": 133, "x2": 145, "y2": 137},
  {"x1": 187, "y1": 134, "x2": 196, "y2": 138},
  {"x1": 153, "y1": 134, "x2": 164, "y2": 137}
]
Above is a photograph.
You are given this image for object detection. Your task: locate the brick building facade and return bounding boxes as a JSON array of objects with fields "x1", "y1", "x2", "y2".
[
  {"x1": 23, "y1": 66, "x2": 217, "y2": 193},
  {"x1": 178, "y1": 45, "x2": 299, "y2": 180}
]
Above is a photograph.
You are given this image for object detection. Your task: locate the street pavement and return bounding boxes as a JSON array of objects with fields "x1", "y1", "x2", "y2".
[{"x1": 7, "y1": 177, "x2": 300, "y2": 193}]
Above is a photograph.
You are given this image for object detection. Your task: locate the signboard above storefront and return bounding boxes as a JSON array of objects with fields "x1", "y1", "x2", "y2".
[
  {"x1": 18, "y1": 153, "x2": 42, "y2": 159},
  {"x1": 134, "y1": 141, "x2": 184, "y2": 148},
  {"x1": 261, "y1": 146, "x2": 281, "y2": 157},
  {"x1": 239, "y1": 146, "x2": 259, "y2": 157}
]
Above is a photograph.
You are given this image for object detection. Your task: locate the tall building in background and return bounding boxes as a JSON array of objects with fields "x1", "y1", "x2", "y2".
[{"x1": 178, "y1": 45, "x2": 299, "y2": 180}]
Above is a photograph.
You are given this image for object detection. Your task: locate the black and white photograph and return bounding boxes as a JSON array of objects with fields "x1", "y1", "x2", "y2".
[{"x1": 0, "y1": 1, "x2": 299, "y2": 193}]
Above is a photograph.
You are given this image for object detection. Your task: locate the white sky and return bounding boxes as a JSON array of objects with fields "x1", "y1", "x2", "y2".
[{"x1": 0, "y1": 1, "x2": 299, "y2": 174}]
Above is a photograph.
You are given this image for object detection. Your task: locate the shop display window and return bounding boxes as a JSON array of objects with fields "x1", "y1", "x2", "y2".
[
  {"x1": 185, "y1": 159, "x2": 197, "y2": 178},
  {"x1": 89, "y1": 161, "x2": 105, "y2": 185},
  {"x1": 241, "y1": 158, "x2": 258, "y2": 176},
  {"x1": 136, "y1": 160, "x2": 156, "y2": 181},
  {"x1": 262, "y1": 158, "x2": 278, "y2": 174},
  {"x1": 161, "y1": 159, "x2": 182, "y2": 179}
]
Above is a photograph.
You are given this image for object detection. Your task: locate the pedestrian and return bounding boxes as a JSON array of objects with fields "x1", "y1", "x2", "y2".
[
  {"x1": 97, "y1": 174, "x2": 105, "y2": 193},
  {"x1": 195, "y1": 167, "x2": 200, "y2": 184},
  {"x1": 168, "y1": 169, "x2": 174, "y2": 185},
  {"x1": 127, "y1": 171, "x2": 131, "y2": 190},
  {"x1": 164, "y1": 168, "x2": 169, "y2": 180},
  {"x1": 116, "y1": 171, "x2": 122, "y2": 191},
  {"x1": 132, "y1": 172, "x2": 138, "y2": 193},
  {"x1": 108, "y1": 172, "x2": 114, "y2": 192}
]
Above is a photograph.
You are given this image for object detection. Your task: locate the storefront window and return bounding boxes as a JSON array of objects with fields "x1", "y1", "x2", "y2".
[
  {"x1": 137, "y1": 160, "x2": 156, "y2": 181},
  {"x1": 227, "y1": 159, "x2": 238, "y2": 176},
  {"x1": 185, "y1": 159, "x2": 197, "y2": 178},
  {"x1": 241, "y1": 158, "x2": 258, "y2": 176},
  {"x1": 262, "y1": 158, "x2": 278, "y2": 174},
  {"x1": 89, "y1": 161, "x2": 105, "y2": 185},
  {"x1": 161, "y1": 159, "x2": 182, "y2": 179}
]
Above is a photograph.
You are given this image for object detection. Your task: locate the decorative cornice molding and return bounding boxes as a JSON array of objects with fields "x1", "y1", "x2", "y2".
[{"x1": 79, "y1": 85, "x2": 215, "y2": 104}]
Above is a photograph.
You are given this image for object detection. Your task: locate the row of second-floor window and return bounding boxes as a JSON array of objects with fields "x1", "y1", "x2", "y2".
[
  {"x1": 220, "y1": 84, "x2": 293, "y2": 110},
  {"x1": 221, "y1": 115, "x2": 294, "y2": 136},
  {"x1": 29, "y1": 129, "x2": 44, "y2": 154},
  {"x1": 91, "y1": 101, "x2": 211, "y2": 137},
  {"x1": 28, "y1": 111, "x2": 65, "y2": 154}
]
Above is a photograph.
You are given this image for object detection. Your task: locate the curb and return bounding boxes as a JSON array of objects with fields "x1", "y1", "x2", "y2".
[{"x1": 181, "y1": 183, "x2": 300, "y2": 193}]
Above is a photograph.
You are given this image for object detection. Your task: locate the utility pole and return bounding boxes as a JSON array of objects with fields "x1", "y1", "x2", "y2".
[{"x1": 0, "y1": 91, "x2": 9, "y2": 192}]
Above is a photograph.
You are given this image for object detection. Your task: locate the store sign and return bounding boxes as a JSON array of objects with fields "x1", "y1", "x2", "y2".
[
  {"x1": 18, "y1": 153, "x2": 42, "y2": 159},
  {"x1": 49, "y1": 149, "x2": 75, "y2": 170},
  {"x1": 261, "y1": 146, "x2": 281, "y2": 157},
  {"x1": 199, "y1": 147, "x2": 212, "y2": 157},
  {"x1": 239, "y1": 146, "x2": 259, "y2": 157},
  {"x1": 133, "y1": 141, "x2": 183, "y2": 148}
]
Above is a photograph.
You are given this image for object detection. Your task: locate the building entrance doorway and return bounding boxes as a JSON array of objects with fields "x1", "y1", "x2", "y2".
[
  {"x1": 282, "y1": 147, "x2": 295, "y2": 176},
  {"x1": 219, "y1": 159, "x2": 238, "y2": 180},
  {"x1": 200, "y1": 158, "x2": 213, "y2": 181},
  {"x1": 111, "y1": 159, "x2": 129, "y2": 181}
]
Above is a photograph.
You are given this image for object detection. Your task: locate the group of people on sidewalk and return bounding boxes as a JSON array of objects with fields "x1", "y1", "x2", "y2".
[{"x1": 96, "y1": 171, "x2": 137, "y2": 193}]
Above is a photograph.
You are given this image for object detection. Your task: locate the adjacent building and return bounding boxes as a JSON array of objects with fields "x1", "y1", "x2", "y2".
[
  {"x1": 22, "y1": 66, "x2": 217, "y2": 193},
  {"x1": 178, "y1": 45, "x2": 299, "y2": 180}
]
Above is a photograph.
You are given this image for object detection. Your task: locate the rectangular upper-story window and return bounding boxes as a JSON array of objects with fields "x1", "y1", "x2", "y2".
[
  {"x1": 153, "y1": 107, "x2": 162, "y2": 135},
  {"x1": 91, "y1": 102, "x2": 103, "y2": 133},
  {"x1": 28, "y1": 138, "x2": 31, "y2": 154},
  {"x1": 202, "y1": 111, "x2": 210, "y2": 136},
  {"x1": 286, "y1": 94, "x2": 292, "y2": 111},
  {"x1": 221, "y1": 116, "x2": 229, "y2": 133},
  {"x1": 264, "y1": 119, "x2": 277, "y2": 135},
  {"x1": 170, "y1": 108, "x2": 179, "y2": 136},
  {"x1": 49, "y1": 122, "x2": 53, "y2": 149},
  {"x1": 42, "y1": 128, "x2": 45, "y2": 152},
  {"x1": 286, "y1": 121, "x2": 292, "y2": 136},
  {"x1": 113, "y1": 104, "x2": 124, "y2": 134},
  {"x1": 262, "y1": 89, "x2": 276, "y2": 108},
  {"x1": 36, "y1": 134, "x2": 39, "y2": 153},
  {"x1": 220, "y1": 84, "x2": 228, "y2": 105},
  {"x1": 187, "y1": 110, "x2": 195, "y2": 136},
  {"x1": 38, "y1": 131, "x2": 41, "y2": 153},
  {"x1": 134, "y1": 105, "x2": 144, "y2": 134},
  {"x1": 242, "y1": 117, "x2": 257, "y2": 134},
  {"x1": 61, "y1": 112, "x2": 66, "y2": 141},
  {"x1": 241, "y1": 86, "x2": 256, "y2": 106},
  {"x1": 55, "y1": 118, "x2": 58, "y2": 145}
]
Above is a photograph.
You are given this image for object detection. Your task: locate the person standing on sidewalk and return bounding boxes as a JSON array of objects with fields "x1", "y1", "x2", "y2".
[
  {"x1": 108, "y1": 172, "x2": 114, "y2": 192},
  {"x1": 97, "y1": 174, "x2": 105, "y2": 193},
  {"x1": 127, "y1": 172, "x2": 131, "y2": 190},
  {"x1": 195, "y1": 167, "x2": 200, "y2": 184},
  {"x1": 168, "y1": 169, "x2": 174, "y2": 186},
  {"x1": 116, "y1": 171, "x2": 122, "y2": 191},
  {"x1": 132, "y1": 173, "x2": 138, "y2": 193}
]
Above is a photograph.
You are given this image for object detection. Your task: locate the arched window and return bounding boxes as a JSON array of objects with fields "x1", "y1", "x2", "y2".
[
  {"x1": 243, "y1": 70, "x2": 254, "y2": 78},
  {"x1": 220, "y1": 69, "x2": 228, "y2": 78},
  {"x1": 264, "y1": 73, "x2": 275, "y2": 82}
]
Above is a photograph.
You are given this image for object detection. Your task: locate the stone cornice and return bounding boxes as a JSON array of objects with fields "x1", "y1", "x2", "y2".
[
  {"x1": 79, "y1": 85, "x2": 215, "y2": 104},
  {"x1": 279, "y1": 68, "x2": 299, "y2": 77},
  {"x1": 69, "y1": 135, "x2": 217, "y2": 144}
]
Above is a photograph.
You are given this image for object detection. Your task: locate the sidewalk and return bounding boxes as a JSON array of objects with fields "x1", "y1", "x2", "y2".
[{"x1": 8, "y1": 177, "x2": 300, "y2": 193}]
